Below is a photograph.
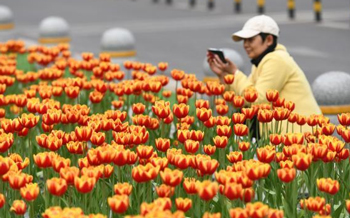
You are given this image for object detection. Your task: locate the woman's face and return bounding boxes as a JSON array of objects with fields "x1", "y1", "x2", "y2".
[{"x1": 243, "y1": 35, "x2": 271, "y2": 59}]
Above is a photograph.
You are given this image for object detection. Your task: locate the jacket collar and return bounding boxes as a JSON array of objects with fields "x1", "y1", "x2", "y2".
[{"x1": 250, "y1": 45, "x2": 276, "y2": 67}]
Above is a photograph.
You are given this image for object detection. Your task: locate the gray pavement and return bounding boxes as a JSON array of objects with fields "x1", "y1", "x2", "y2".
[{"x1": 1, "y1": 0, "x2": 350, "y2": 83}]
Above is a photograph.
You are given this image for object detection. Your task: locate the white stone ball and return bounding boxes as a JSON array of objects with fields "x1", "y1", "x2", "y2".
[
  {"x1": 101, "y1": 28, "x2": 135, "y2": 52},
  {"x1": 39, "y1": 16, "x2": 69, "y2": 38},
  {"x1": 0, "y1": 5, "x2": 13, "y2": 24},
  {"x1": 312, "y1": 71, "x2": 350, "y2": 105}
]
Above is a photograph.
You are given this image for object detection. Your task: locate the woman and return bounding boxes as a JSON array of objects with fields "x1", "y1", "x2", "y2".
[{"x1": 207, "y1": 15, "x2": 321, "y2": 133}]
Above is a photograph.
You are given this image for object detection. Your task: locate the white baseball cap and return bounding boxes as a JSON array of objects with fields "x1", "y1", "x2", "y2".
[{"x1": 232, "y1": 15, "x2": 280, "y2": 42}]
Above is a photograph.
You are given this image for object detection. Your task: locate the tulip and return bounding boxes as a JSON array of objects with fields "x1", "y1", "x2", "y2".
[
  {"x1": 204, "y1": 144, "x2": 216, "y2": 155},
  {"x1": 195, "y1": 99, "x2": 210, "y2": 109},
  {"x1": 213, "y1": 135, "x2": 228, "y2": 149},
  {"x1": 184, "y1": 140, "x2": 199, "y2": 154},
  {"x1": 132, "y1": 163, "x2": 160, "y2": 183},
  {"x1": 238, "y1": 142, "x2": 251, "y2": 152},
  {"x1": 173, "y1": 103, "x2": 189, "y2": 119},
  {"x1": 196, "y1": 108, "x2": 212, "y2": 122},
  {"x1": 292, "y1": 153, "x2": 312, "y2": 171},
  {"x1": 171, "y1": 69, "x2": 185, "y2": 81},
  {"x1": 10, "y1": 200, "x2": 27, "y2": 215},
  {"x1": 232, "y1": 113, "x2": 246, "y2": 124},
  {"x1": 183, "y1": 177, "x2": 197, "y2": 194},
  {"x1": 317, "y1": 178, "x2": 340, "y2": 195},
  {"x1": 234, "y1": 124, "x2": 249, "y2": 136},
  {"x1": 246, "y1": 202, "x2": 269, "y2": 218},
  {"x1": 114, "y1": 183, "x2": 133, "y2": 196},
  {"x1": 227, "y1": 151, "x2": 243, "y2": 163},
  {"x1": 266, "y1": 89, "x2": 279, "y2": 102},
  {"x1": 229, "y1": 208, "x2": 248, "y2": 218},
  {"x1": 233, "y1": 96, "x2": 245, "y2": 108},
  {"x1": 338, "y1": 113, "x2": 350, "y2": 126},
  {"x1": 74, "y1": 176, "x2": 96, "y2": 194},
  {"x1": 277, "y1": 168, "x2": 296, "y2": 183},
  {"x1": 244, "y1": 88, "x2": 258, "y2": 103},
  {"x1": 223, "y1": 91, "x2": 235, "y2": 102},
  {"x1": 108, "y1": 194, "x2": 129, "y2": 214},
  {"x1": 196, "y1": 180, "x2": 218, "y2": 201},
  {"x1": 0, "y1": 193, "x2": 5, "y2": 209},
  {"x1": 156, "y1": 184, "x2": 175, "y2": 198},
  {"x1": 257, "y1": 146, "x2": 276, "y2": 163},
  {"x1": 175, "y1": 197, "x2": 192, "y2": 212},
  {"x1": 160, "y1": 168, "x2": 183, "y2": 187},
  {"x1": 47, "y1": 177, "x2": 68, "y2": 196}
]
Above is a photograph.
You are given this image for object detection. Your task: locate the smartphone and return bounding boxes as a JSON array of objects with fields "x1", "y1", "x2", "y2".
[{"x1": 208, "y1": 48, "x2": 227, "y2": 63}]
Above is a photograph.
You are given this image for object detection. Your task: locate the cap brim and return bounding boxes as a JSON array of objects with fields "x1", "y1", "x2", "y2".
[{"x1": 232, "y1": 29, "x2": 260, "y2": 42}]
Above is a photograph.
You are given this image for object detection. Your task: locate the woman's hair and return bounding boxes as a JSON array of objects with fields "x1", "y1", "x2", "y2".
[{"x1": 259, "y1": 33, "x2": 278, "y2": 49}]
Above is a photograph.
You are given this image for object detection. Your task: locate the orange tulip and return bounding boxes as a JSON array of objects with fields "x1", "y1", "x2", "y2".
[
  {"x1": 136, "y1": 145, "x2": 154, "y2": 159},
  {"x1": 239, "y1": 142, "x2": 251, "y2": 152},
  {"x1": 277, "y1": 168, "x2": 296, "y2": 183},
  {"x1": 338, "y1": 113, "x2": 350, "y2": 126},
  {"x1": 132, "y1": 163, "x2": 160, "y2": 183},
  {"x1": 273, "y1": 107, "x2": 290, "y2": 121},
  {"x1": 0, "y1": 193, "x2": 4, "y2": 209},
  {"x1": 160, "y1": 168, "x2": 183, "y2": 187},
  {"x1": 317, "y1": 178, "x2": 340, "y2": 195},
  {"x1": 267, "y1": 209, "x2": 284, "y2": 218},
  {"x1": 213, "y1": 135, "x2": 228, "y2": 149},
  {"x1": 242, "y1": 107, "x2": 258, "y2": 120},
  {"x1": 196, "y1": 108, "x2": 212, "y2": 122},
  {"x1": 171, "y1": 69, "x2": 185, "y2": 81},
  {"x1": 195, "y1": 99, "x2": 210, "y2": 109},
  {"x1": 346, "y1": 200, "x2": 350, "y2": 213},
  {"x1": 204, "y1": 144, "x2": 216, "y2": 156},
  {"x1": 74, "y1": 176, "x2": 96, "y2": 194},
  {"x1": 233, "y1": 96, "x2": 245, "y2": 108},
  {"x1": 227, "y1": 152, "x2": 243, "y2": 163},
  {"x1": 108, "y1": 194, "x2": 129, "y2": 214},
  {"x1": 257, "y1": 146, "x2": 276, "y2": 163},
  {"x1": 114, "y1": 182, "x2": 133, "y2": 196},
  {"x1": 10, "y1": 200, "x2": 27, "y2": 215},
  {"x1": 20, "y1": 183, "x2": 39, "y2": 201},
  {"x1": 184, "y1": 140, "x2": 199, "y2": 154},
  {"x1": 269, "y1": 134, "x2": 282, "y2": 146},
  {"x1": 156, "y1": 184, "x2": 175, "y2": 198},
  {"x1": 246, "y1": 202, "x2": 269, "y2": 218},
  {"x1": 132, "y1": 103, "x2": 146, "y2": 114},
  {"x1": 60, "y1": 166, "x2": 79, "y2": 185},
  {"x1": 64, "y1": 86, "x2": 80, "y2": 99},
  {"x1": 245, "y1": 162, "x2": 271, "y2": 180},
  {"x1": 173, "y1": 103, "x2": 189, "y2": 119},
  {"x1": 229, "y1": 208, "x2": 248, "y2": 218},
  {"x1": 223, "y1": 182, "x2": 242, "y2": 200},
  {"x1": 197, "y1": 158, "x2": 219, "y2": 175},
  {"x1": 75, "y1": 126, "x2": 93, "y2": 142},
  {"x1": 223, "y1": 91, "x2": 235, "y2": 102},
  {"x1": 8, "y1": 172, "x2": 31, "y2": 190},
  {"x1": 152, "y1": 101, "x2": 171, "y2": 119},
  {"x1": 196, "y1": 180, "x2": 218, "y2": 201},
  {"x1": 292, "y1": 153, "x2": 312, "y2": 171},
  {"x1": 234, "y1": 124, "x2": 249, "y2": 137},
  {"x1": 244, "y1": 88, "x2": 258, "y2": 103},
  {"x1": 266, "y1": 89, "x2": 279, "y2": 102},
  {"x1": 301, "y1": 196, "x2": 325, "y2": 212},
  {"x1": 47, "y1": 177, "x2": 68, "y2": 196},
  {"x1": 183, "y1": 177, "x2": 198, "y2": 194},
  {"x1": 258, "y1": 109, "x2": 273, "y2": 123},
  {"x1": 223, "y1": 74, "x2": 235, "y2": 84},
  {"x1": 232, "y1": 113, "x2": 246, "y2": 124},
  {"x1": 202, "y1": 212, "x2": 221, "y2": 218},
  {"x1": 175, "y1": 197, "x2": 192, "y2": 212}
]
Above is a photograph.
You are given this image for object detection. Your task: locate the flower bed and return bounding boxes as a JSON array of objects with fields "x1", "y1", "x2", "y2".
[{"x1": 0, "y1": 40, "x2": 349, "y2": 218}]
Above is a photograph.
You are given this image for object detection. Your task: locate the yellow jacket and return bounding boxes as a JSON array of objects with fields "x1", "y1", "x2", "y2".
[{"x1": 231, "y1": 44, "x2": 322, "y2": 133}]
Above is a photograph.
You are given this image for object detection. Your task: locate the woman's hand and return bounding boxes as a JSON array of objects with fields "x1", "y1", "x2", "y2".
[{"x1": 207, "y1": 52, "x2": 237, "y2": 82}]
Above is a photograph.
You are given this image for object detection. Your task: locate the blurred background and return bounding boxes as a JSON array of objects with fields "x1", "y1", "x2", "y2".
[{"x1": 2, "y1": 0, "x2": 350, "y2": 83}]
